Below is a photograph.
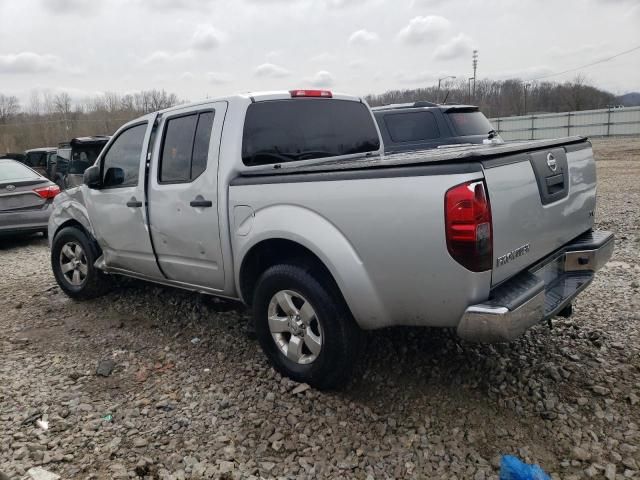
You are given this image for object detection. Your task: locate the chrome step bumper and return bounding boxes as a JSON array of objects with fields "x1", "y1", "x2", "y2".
[{"x1": 457, "y1": 230, "x2": 614, "y2": 343}]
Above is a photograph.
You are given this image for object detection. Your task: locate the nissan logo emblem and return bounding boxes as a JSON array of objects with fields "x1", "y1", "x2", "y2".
[{"x1": 546, "y1": 153, "x2": 557, "y2": 172}]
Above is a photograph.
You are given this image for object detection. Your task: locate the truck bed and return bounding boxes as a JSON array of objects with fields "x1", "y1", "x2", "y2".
[
  {"x1": 233, "y1": 134, "x2": 597, "y2": 294},
  {"x1": 237, "y1": 136, "x2": 588, "y2": 176}
]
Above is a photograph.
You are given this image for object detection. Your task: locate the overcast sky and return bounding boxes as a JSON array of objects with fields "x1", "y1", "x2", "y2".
[{"x1": 0, "y1": 0, "x2": 639, "y2": 105}]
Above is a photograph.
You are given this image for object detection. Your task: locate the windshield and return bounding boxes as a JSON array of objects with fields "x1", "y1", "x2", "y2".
[
  {"x1": 242, "y1": 99, "x2": 380, "y2": 166},
  {"x1": 69, "y1": 145, "x2": 103, "y2": 174},
  {"x1": 447, "y1": 111, "x2": 495, "y2": 136},
  {"x1": 0, "y1": 161, "x2": 41, "y2": 183}
]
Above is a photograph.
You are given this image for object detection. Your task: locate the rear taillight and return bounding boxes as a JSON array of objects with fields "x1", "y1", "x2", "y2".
[
  {"x1": 290, "y1": 89, "x2": 332, "y2": 98},
  {"x1": 444, "y1": 180, "x2": 492, "y2": 272},
  {"x1": 33, "y1": 185, "x2": 61, "y2": 199}
]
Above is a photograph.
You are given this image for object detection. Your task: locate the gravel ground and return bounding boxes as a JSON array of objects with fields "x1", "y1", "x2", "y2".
[{"x1": 1, "y1": 137, "x2": 639, "y2": 480}]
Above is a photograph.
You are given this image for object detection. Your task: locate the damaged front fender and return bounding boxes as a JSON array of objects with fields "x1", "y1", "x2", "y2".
[{"x1": 47, "y1": 187, "x2": 95, "y2": 248}]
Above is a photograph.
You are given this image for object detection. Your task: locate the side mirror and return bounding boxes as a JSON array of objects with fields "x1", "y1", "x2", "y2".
[
  {"x1": 83, "y1": 165, "x2": 102, "y2": 189},
  {"x1": 103, "y1": 167, "x2": 125, "y2": 187}
]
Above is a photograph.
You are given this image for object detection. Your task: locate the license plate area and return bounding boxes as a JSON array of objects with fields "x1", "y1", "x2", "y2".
[
  {"x1": 530, "y1": 252, "x2": 593, "y2": 318},
  {"x1": 531, "y1": 253, "x2": 565, "y2": 285},
  {"x1": 0, "y1": 192, "x2": 44, "y2": 211}
]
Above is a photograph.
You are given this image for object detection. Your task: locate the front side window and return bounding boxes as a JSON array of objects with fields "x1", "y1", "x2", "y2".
[
  {"x1": 159, "y1": 111, "x2": 214, "y2": 183},
  {"x1": 384, "y1": 111, "x2": 440, "y2": 143},
  {"x1": 242, "y1": 99, "x2": 380, "y2": 166},
  {"x1": 102, "y1": 123, "x2": 147, "y2": 188}
]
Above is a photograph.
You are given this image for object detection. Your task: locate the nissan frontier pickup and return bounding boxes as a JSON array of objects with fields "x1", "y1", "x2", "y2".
[{"x1": 48, "y1": 89, "x2": 614, "y2": 388}]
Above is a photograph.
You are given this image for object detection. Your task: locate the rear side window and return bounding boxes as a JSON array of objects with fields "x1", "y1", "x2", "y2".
[
  {"x1": 384, "y1": 111, "x2": 440, "y2": 143},
  {"x1": 0, "y1": 161, "x2": 40, "y2": 183},
  {"x1": 447, "y1": 111, "x2": 494, "y2": 136},
  {"x1": 242, "y1": 99, "x2": 380, "y2": 166},
  {"x1": 191, "y1": 111, "x2": 215, "y2": 179},
  {"x1": 159, "y1": 111, "x2": 214, "y2": 183},
  {"x1": 26, "y1": 152, "x2": 47, "y2": 167}
]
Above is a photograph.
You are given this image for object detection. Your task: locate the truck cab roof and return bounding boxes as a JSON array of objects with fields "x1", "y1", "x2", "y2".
[
  {"x1": 70, "y1": 136, "x2": 111, "y2": 146},
  {"x1": 25, "y1": 147, "x2": 57, "y2": 153},
  {"x1": 157, "y1": 90, "x2": 363, "y2": 116}
]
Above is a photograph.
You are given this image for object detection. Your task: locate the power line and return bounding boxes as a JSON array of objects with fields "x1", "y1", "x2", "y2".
[{"x1": 529, "y1": 45, "x2": 640, "y2": 81}]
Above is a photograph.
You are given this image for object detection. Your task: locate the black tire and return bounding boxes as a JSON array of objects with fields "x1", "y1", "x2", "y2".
[
  {"x1": 253, "y1": 264, "x2": 361, "y2": 390},
  {"x1": 51, "y1": 226, "x2": 110, "y2": 299}
]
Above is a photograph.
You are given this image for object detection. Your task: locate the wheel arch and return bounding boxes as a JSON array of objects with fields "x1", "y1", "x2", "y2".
[
  {"x1": 233, "y1": 204, "x2": 388, "y2": 329},
  {"x1": 239, "y1": 239, "x2": 338, "y2": 307}
]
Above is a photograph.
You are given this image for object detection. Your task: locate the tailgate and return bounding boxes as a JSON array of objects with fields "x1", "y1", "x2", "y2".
[{"x1": 484, "y1": 141, "x2": 596, "y2": 286}]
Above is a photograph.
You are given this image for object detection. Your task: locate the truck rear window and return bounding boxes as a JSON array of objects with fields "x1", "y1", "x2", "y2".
[
  {"x1": 383, "y1": 111, "x2": 440, "y2": 142},
  {"x1": 447, "y1": 111, "x2": 494, "y2": 136},
  {"x1": 242, "y1": 99, "x2": 380, "y2": 166}
]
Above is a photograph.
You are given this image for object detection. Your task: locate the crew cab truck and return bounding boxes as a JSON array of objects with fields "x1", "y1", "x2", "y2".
[{"x1": 48, "y1": 90, "x2": 613, "y2": 389}]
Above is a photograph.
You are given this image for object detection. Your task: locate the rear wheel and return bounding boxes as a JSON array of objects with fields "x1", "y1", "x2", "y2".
[
  {"x1": 253, "y1": 264, "x2": 361, "y2": 390},
  {"x1": 51, "y1": 226, "x2": 110, "y2": 299}
]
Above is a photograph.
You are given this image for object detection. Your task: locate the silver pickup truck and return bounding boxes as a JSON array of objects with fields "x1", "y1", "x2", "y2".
[{"x1": 48, "y1": 89, "x2": 613, "y2": 389}]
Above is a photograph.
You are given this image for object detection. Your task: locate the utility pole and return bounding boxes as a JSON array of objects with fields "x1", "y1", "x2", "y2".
[
  {"x1": 472, "y1": 50, "x2": 478, "y2": 99},
  {"x1": 468, "y1": 77, "x2": 474, "y2": 104}
]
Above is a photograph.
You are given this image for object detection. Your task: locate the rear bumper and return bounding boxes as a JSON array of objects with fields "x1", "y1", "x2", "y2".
[
  {"x1": 457, "y1": 230, "x2": 614, "y2": 343},
  {"x1": 0, "y1": 204, "x2": 52, "y2": 235}
]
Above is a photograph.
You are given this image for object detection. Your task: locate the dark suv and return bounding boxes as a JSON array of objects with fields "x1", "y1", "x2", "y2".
[
  {"x1": 56, "y1": 136, "x2": 110, "y2": 189},
  {"x1": 372, "y1": 101, "x2": 501, "y2": 153}
]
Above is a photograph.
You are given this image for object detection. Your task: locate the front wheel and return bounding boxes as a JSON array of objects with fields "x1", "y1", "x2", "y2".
[
  {"x1": 51, "y1": 226, "x2": 110, "y2": 299},
  {"x1": 253, "y1": 264, "x2": 361, "y2": 390}
]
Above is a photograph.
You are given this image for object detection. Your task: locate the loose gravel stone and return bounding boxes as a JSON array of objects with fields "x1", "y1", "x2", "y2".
[
  {"x1": 95, "y1": 358, "x2": 115, "y2": 377},
  {"x1": 0, "y1": 138, "x2": 639, "y2": 478}
]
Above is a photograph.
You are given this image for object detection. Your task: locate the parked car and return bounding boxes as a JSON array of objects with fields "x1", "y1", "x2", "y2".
[
  {"x1": 0, "y1": 159, "x2": 60, "y2": 237},
  {"x1": 0, "y1": 153, "x2": 26, "y2": 163},
  {"x1": 56, "y1": 136, "x2": 111, "y2": 189},
  {"x1": 23, "y1": 147, "x2": 58, "y2": 180},
  {"x1": 48, "y1": 90, "x2": 613, "y2": 389},
  {"x1": 372, "y1": 101, "x2": 502, "y2": 153}
]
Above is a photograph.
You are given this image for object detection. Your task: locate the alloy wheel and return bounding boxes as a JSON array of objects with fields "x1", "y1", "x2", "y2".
[
  {"x1": 59, "y1": 241, "x2": 88, "y2": 286},
  {"x1": 267, "y1": 290, "x2": 323, "y2": 365}
]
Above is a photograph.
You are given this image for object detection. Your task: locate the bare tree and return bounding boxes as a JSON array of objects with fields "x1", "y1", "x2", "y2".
[
  {"x1": 27, "y1": 90, "x2": 42, "y2": 116},
  {"x1": 366, "y1": 76, "x2": 615, "y2": 118},
  {"x1": 53, "y1": 92, "x2": 72, "y2": 117},
  {"x1": 0, "y1": 94, "x2": 20, "y2": 124}
]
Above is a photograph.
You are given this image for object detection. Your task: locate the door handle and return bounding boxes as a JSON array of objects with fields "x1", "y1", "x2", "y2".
[
  {"x1": 126, "y1": 199, "x2": 143, "y2": 208},
  {"x1": 190, "y1": 199, "x2": 213, "y2": 208}
]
